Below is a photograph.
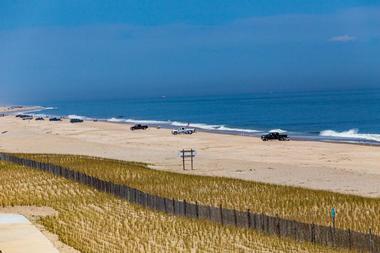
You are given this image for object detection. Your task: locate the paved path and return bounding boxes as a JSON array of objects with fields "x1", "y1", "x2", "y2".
[{"x1": 0, "y1": 214, "x2": 59, "y2": 253}]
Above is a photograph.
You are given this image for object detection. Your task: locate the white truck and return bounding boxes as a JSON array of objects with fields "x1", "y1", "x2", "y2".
[{"x1": 171, "y1": 127, "x2": 196, "y2": 135}]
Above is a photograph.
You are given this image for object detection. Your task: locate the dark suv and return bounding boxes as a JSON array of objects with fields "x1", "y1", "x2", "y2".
[
  {"x1": 130, "y1": 124, "x2": 148, "y2": 131},
  {"x1": 261, "y1": 132, "x2": 289, "y2": 141}
]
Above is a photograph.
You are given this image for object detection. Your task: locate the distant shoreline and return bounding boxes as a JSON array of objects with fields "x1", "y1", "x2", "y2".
[
  {"x1": 11, "y1": 104, "x2": 380, "y2": 146},
  {"x1": 0, "y1": 105, "x2": 45, "y2": 115}
]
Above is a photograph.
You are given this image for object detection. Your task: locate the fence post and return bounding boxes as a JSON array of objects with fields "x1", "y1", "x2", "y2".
[
  {"x1": 329, "y1": 225, "x2": 334, "y2": 247},
  {"x1": 172, "y1": 198, "x2": 176, "y2": 215},
  {"x1": 208, "y1": 205, "x2": 212, "y2": 219},
  {"x1": 311, "y1": 223, "x2": 315, "y2": 243},
  {"x1": 164, "y1": 198, "x2": 167, "y2": 213},
  {"x1": 219, "y1": 204, "x2": 224, "y2": 225},
  {"x1": 190, "y1": 149, "x2": 194, "y2": 170},
  {"x1": 182, "y1": 149, "x2": 185, "y2": 170},
  {"x1": 369, "y1": 228, "x2": 373, "y2": 253},
  {"x1": 195, "y1": 201, "x2": 199, "y2": 219},
  {"x1": 184, "y1": 200, "x2": 187, "y2": 216},
  {"x1": 233, "y1": 209, "x2": 238, "y2": 226},
  {"x1": 247, "y1": 209, "x2": 251, "y2": 228},
  {"x1": 348, "y1": 229, "x2": 352, "y2": 250},
  {"x1": 276, "y1": 215, "x2": 281, "y2": 237}
]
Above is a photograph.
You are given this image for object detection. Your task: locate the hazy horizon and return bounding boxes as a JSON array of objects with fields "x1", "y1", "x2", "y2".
[{"x1": 1, "y1": 1, "x2": 379, "y2": 104}]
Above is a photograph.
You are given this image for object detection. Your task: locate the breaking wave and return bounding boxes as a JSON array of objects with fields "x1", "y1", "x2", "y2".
[
  {"x1": 67, "y1": 114, "x2": 88, "y2": 120},
  {"x1": 320, "y1": 129, "x2": 380, "y2": 142},
  {"x1": 269, "y1": 129, "x2": 287, "y2": 133},
  {"x1": 107, "y1": 118, "x2": 259, "y2": 133},
  {"x1": 171, "y1": 121, "x2": 259, "y2": 132},
  {"x1": 107, "y1": 118, "x2": 169, "y2": 124}
]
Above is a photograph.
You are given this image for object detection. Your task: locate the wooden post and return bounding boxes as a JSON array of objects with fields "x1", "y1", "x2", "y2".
[
  {"x1": 348, "y1": 229, "x2": 352, "y2": 250},
  {"x1": 190, "y1": 149, "x2": 194, "y2": 170},
  {"x1": 330, "y1": 225, "x2": 334, "y2": 247},
  {"x1": 233, "y1": 209, "x2": 238, "y2": 226},
  {"x1": 172, "y1": 198, "x2": 176, "y2": 214},
  {"x1": 247, "y1": 209, "x2": 251, "y2": 228},
  {"x1": 195, "y1": 201, "x2": 199, "y2": 219},
  {"x1": 276, "y1": 215, "x2": 281, "y2": 237},
  {"x1": 208, "y1": 205, "x2": 212, "y2": 219},
  {"x1": 184, "y1": 199, "x2": 187, "y2": 216},
  {"x1": 182, "y1": 149, "x2": 185, "y2": 170},
  {"x1": 164, "y1": 198, "x2": 167, "y2": 213},
  {"x1": 369, "y1": 228, "x2": 373, "y2": 253},
  {"x1": 219, "y1": 204, "x2": 224, "y2": 225}
]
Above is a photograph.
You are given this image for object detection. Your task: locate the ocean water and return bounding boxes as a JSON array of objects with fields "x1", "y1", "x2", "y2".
[{"x1": 33, "y1": 89, "x2": 380, "y2": 144}]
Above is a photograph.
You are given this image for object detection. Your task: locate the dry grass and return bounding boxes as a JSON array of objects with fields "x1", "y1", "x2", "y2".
[
  {"x1": 15, "y1": 153, "x2": 380, "y2": 236},
  {"x1": 0, "y1": 160, "x2": 348, "y2": 252}
]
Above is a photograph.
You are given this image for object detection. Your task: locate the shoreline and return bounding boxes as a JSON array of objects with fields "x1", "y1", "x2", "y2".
[
  {"x1": 0, "y1": 115, "x2": 380, "y2": 198},
  {"x1": 0, "y1": 105, "x2": 46, "y2": 115},
  {"x1": 104, "y1": 119, "x2": 380, "y2": 147},
  {"x1": 14, "y1": 105, "x2": 380, "y2": 146}
]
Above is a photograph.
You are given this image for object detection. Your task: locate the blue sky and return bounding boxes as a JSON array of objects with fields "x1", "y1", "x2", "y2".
[{"x1": 1, "y1": 1, "x2": 379, "y2": 103}]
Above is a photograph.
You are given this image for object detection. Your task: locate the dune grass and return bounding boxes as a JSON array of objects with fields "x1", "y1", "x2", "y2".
[
  {"x1": 15, "y1": 153, "x2": 380, "y2": 236},
  {"x1": 0, "y1": 160, "x2": 350, "y2": 252}
]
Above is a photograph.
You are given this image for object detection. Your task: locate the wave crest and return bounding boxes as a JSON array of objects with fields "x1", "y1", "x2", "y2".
[
  {"x1": 67, "y1": 114, "x2": 87, "y2": 120},
  {"x1": 320, "y1": 129, "x2": 380, "y2": 142},
  {"x1": 269, "y1": 129, "x2": 287, "y2": 133},
  {"x1": 107, "y1": 119, "x2": 259, "y2": 133}
]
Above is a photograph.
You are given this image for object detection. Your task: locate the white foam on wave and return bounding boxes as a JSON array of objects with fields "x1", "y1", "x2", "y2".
[
  {"x1": 107, "y1": 117, "x2": 126, "y2": 123},
  {"x1": 217, "y1": 126, "x2": 260, "y2": 133},
  {"x1": 320, "y1": 129, "x2": 380, "y2": 142},
  {"x1": 29, "y1": 113, "x2": 48, "y2": 117},
  {"x1": 67, "y1": 114, "x2": 87, "y2": 120},
  {"x1": 172, "y1": 121, "x2": 221, "y2": 130},
  {"x1": 172, "y1": 121, "x2": 259, "y2": 132},
  {"x1": 107, "y1": 118, "x2": 260, "y2": 133},
  {"x1": 107, "y1": 118, "x2": 169, "y2": 124},
  {"x1": 269, "y1": 129, "x2": 287, "y2": 133},
  {"x1": 124, "y1": 119, "x2": 169, "y2": 124}
]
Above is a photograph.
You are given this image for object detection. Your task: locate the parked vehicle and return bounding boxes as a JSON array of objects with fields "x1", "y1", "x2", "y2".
[
  {"x1": 16, "y1": 114, "x2": 30, "y2": 119},
  {"x1": 22, "y1": 116, "x2": 33, "y2": 120},
  {"x1": 261, "y1": 132, "x2": 289, "y2": 141},
  {"x1": 130, "y1": 124, "x2": 148, "y2": 130},
  {"x1": 49, "y1": 117, "x2": 62, "y2": 122},
  {"x1": 35, "y1": 117, "x2": 45, "y2": 121},
  {"x1": 171, "y1": 127, "x2": 196, "y2": 135},
  {"x1": 70, "y1": 118, "x2": 83, "y2": 123}
]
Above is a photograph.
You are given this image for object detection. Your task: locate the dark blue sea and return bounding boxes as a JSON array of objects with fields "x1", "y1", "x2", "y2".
[{"x1": 32, "y1": 89, "x2": 380, "y2": 144}]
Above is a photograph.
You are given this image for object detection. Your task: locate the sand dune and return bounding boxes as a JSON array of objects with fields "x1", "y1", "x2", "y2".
[{"x1": 0, "y1": 116, "x2": 379, "y2": 197}]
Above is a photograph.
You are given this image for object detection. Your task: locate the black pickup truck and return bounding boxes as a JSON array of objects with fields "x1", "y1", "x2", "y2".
[
  {"x1": 130, "y1": 124, "x2": 148, "y2": 131},
  {"x1": 261, "y1": 132, "x2": 289, "y2": 141}
]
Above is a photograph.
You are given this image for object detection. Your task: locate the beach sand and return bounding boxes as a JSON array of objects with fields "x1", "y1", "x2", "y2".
[
  {"x1": 0, "y1": 106, "x2": 44, "y2": 115},
  {"x1": 0, "y1": 116, "x2": 379, "y2": 197}
]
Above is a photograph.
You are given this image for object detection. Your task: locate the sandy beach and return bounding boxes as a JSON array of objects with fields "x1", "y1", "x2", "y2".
[
  {"x1": 0, "y1": 106, "x2": 44, "y2": 115},
  {"x1": 0, "y1": 115, "x2": 379, "y2": 198}
]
